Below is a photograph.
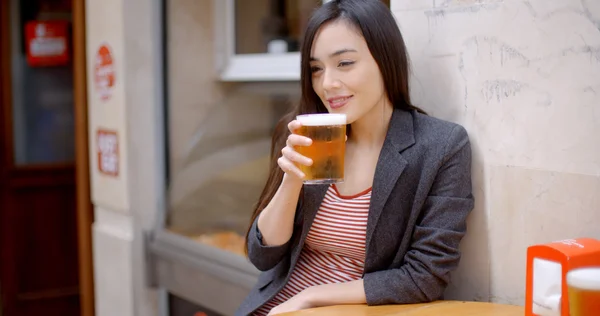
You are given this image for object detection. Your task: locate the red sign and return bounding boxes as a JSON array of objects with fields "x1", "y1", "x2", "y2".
[
  {"x1": 97, "y1": 129, "x2": 119, "y2": 177},
  {"x1": 94, "y1": 44, "x2": 115, "y2": 102},
  {"x1": 25, "y1": 21, "x2": 70, "y2": 67}
]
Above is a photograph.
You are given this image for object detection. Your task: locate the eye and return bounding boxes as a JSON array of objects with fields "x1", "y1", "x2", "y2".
[
  {"x1": 310, "y1": 66, "x2": 322, "y2": 73},
  {"x1": 338, "y1": 60, "x2": 355, "y2": 67}
]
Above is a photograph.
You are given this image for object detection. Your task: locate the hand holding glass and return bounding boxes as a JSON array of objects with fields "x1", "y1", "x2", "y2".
[{"x1": 294, "y1": 114, "x2": 346, "y2": 184}]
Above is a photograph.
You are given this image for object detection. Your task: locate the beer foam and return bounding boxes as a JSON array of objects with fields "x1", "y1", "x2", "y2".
[
  {"x1": 567, "y1": 268, "x2": 600, "y2": 290},
  {"x1": 296, "y1": 114, "x2": 346, "y2": 126}
]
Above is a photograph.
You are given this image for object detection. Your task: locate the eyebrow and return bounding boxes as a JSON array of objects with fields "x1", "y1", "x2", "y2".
[{"x1": 310, "y1": 48, "x2": 358, "y2": 61}]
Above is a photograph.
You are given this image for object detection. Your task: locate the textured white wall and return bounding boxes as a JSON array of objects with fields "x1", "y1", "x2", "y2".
[{"x1": 392, "y1": 0, "x2": 600, "y2": 305}]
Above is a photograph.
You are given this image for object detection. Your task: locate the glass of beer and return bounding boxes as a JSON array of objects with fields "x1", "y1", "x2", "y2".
[
  {"x1": 567, "y1": 267, "x2": 600, "y2": 316},
  {"x1": 295, "y1": 113, "x2": 346, "y2": 184}
]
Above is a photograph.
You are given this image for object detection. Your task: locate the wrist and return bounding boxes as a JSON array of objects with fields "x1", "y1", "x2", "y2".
[
  {"x1": 301, "y1": 285, "x2": 322, "y2": 307},
  {"x1": 282, "y1": 173, "x2": 304, "y2": 190}
]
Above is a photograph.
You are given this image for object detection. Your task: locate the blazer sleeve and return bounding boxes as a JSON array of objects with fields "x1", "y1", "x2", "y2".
[
  {"x1": 246, "y1": 201, "x2": 302, "y2": 271},
  {"x1": 363, "y1": 125, "x2": 475, "y2": 304}
]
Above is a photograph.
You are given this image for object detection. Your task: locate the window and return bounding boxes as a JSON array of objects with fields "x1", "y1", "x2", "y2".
[
  {"x1": 162, "y1": 0, "x2": 392, "y2": 256},
  {"x1": 165, "y1": 89, "x2": 294, "y2": 256},
  {"x1": 215, "y1": 0, "x2": 323, "y2": 81}
]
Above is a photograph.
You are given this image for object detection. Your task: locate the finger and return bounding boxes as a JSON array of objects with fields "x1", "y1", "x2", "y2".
[
  {"x1": 277, "y1": 157, "x2": 305, "y2": 178},
  {"x1": 282, "y1": 147, "x2": 313, "y2": 166},
  {"x1": 345, "y1": 135, "x2": 348, "y2": 142},
  {"x1": 286, "y1": 134, "x2": 312, "y2": 148},
  {"x1": 288, "y1": 120, "x2": 302, "y2": 133}
]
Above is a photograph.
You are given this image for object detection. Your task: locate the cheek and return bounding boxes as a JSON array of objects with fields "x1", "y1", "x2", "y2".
[
  {"x1": 363, "y1": 68, "x2": 385, "y2": 97},
  {"x1": 352, "y1": 68, "x2": 383, "y2": 99},
  {"x1": 352, "y1": 63, "x2": 377, "y2": 85},
  {"x1": 312, "y1": 78, "x2": 324, "y2": 97}
]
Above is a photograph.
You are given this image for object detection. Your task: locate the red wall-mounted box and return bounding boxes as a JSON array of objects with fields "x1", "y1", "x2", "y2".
[
  {"x1": 24, "y1": 20, "x2": 70, "y2": 67},
  {"x1": 525, "y1": 238, "x2": 600, "y2": 316}
]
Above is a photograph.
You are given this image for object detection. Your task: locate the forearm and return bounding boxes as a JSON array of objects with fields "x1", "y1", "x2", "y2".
[
  {"x1": 257, "y1": 174, "x2": 303, "y2": 246},
  {"x1": 363, "y1": 262, "x2": 445, "y2": 305},
  {"x1": 305, "y1": 280, "x2": 367, "y2": 307},
  {"x1": 363, "y1": 196, "x2": 473, "y2": 305}
]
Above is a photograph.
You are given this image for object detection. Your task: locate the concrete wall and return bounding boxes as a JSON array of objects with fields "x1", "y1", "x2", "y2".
[{"x1": 392, "y1": 0, "x2": 600, "y2": 305}]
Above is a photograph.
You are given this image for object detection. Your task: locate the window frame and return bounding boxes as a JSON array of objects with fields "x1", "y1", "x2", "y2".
[{"x1": 213, "y1": 0, "x2": 331, "y2": 81}]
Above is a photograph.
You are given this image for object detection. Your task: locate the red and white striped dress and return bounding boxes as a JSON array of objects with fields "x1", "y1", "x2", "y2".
[{"x1": 254, "y1": 184, "x2": 372, "y2": 315}]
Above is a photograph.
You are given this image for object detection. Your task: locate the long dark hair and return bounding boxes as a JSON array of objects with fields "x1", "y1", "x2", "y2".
[{"x1": 244, "y1": 0, "x2": 425, "y2": 254}]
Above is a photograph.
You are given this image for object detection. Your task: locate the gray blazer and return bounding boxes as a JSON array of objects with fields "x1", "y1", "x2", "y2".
[{"x1": 236, "y1": 109, "x2": 474, "y2": 316}]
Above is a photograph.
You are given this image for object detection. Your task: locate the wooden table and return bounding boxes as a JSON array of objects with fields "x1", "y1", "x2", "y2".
[{"x1": 281, "y1": 301, "x2": 524, "y2": 316}]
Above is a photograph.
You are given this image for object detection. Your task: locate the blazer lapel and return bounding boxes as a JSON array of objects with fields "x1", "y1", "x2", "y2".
[{"x1": 365, "y1": 109, "x2": 415, "y2": 266}]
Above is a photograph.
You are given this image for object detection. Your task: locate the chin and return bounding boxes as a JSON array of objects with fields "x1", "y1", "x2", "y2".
[
  {"x1": 323, "y1": 105, "x2": 355, "y2": 124},
  {"x1": 345, "y1": 116, "x2": 358, "y2": 125},
  {"x1": 339, "y1": 112, "x2": 358, "y2": 125}
]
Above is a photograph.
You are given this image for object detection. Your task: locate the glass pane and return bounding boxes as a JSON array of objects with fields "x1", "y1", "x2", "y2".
[
  {"x1": 234, "y1": 0, "x2": 321, "y2": 54},
  {"x1": 166, "y1": 88, "x2": 293, "y2": 256},
  {"x1": 10, "y1": 0, "x2": 75, "y2": 165},
  {"x1": 164, "y1": 0, "x2": 391, "y2": 257}
]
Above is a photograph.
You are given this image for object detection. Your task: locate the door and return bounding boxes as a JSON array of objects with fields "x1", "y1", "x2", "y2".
[{"x1": 0, "y1": 0, "x2": 81, "y2": 315}]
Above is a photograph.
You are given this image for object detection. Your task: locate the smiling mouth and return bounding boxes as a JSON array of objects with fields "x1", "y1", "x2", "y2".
[{"x1": 327, "y1": 96, "x2": 353, "y2": 109}]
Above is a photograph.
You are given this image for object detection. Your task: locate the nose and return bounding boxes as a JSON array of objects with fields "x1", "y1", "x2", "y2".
[{"x1": 321, "y1": 68, "x2": 341, "y2": 92}]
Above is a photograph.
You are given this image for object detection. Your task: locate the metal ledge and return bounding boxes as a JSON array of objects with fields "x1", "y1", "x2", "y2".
[{"x1": 147, "y1": 230, "x2": 260, "y2": 315}]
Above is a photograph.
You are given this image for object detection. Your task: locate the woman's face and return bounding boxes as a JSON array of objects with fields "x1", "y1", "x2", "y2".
[{"x1": 309, "y1": 20, "x2": 388, "y2": 124}]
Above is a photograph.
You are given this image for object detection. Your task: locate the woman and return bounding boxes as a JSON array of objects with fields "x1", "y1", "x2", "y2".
[{"x1": 236, "y1": 0, "x2": 474, "y2": 315}]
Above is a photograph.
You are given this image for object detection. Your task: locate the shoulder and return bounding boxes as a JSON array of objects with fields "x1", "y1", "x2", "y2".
[
  {"x1": 410, "y1": 111, "x2": 470, "y2": 151},
  {"x1": 412, "y1": 111, "x2": 467, "y2": 140},
  {"x1": 386, "y1": 110, "x2": 470, "y2": 165}
]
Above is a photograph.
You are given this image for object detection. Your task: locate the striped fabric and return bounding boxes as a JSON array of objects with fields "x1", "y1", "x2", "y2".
[{"x1": 254, "y1": 184, "x2": 371, "y2": 315}]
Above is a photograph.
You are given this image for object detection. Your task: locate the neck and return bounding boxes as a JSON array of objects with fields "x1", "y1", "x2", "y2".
[{"x1": 348, "y1": 100, "x2": 393, "y2": 148}]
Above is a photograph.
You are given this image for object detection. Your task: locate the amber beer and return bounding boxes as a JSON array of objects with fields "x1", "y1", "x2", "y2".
[
  {"x1": 295, "y1": 114, "x2": 346, "y2": 184},
  {"x1": 567, "y1": 268, "x2": 600, "y2": 316}
]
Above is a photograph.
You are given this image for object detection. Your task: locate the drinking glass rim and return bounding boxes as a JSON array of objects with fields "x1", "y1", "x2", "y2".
[
  {"x1": 296, "y1": 113, "x2": 346, "y2": 126},
  {"x1": 567, "y1": 267, "x2": 600, "y2": 290}
]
